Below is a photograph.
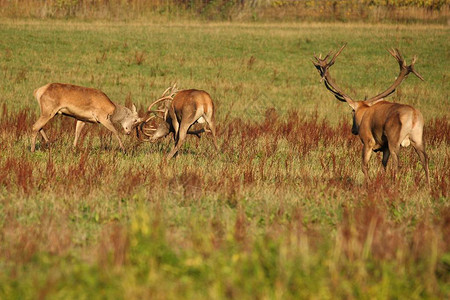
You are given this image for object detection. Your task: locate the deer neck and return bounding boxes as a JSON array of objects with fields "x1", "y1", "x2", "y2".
[
  {"x1": 353, "y1": 102, "x2": 370, "y2": 128},
  {"x1": 110, "y1": 104, "x2": 130, "y2": 124}
]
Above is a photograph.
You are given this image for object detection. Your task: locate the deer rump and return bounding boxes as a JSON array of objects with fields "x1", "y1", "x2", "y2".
[{"x1": 139, "y1": 88, "x2": 218, "y2": 160}]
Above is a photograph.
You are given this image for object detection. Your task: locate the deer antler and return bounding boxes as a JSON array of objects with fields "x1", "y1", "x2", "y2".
[
  {"x1": 146, "y1": 82, "x2": 178, "y2": 119},
  {"x1": 136, "y1": 83, "x2": 178, "y2": 140},
  {"x1": 313, "y1": 43, "x2": 355, "y2": 104},
  {"x1": 313, "y1": 45, "x2": 424, "y2": 106},
  {"x1": 365, "y1": 48, "x2": 424, "y2": 103}
]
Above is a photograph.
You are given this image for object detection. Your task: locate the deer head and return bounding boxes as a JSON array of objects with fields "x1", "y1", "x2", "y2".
[{"x1": 113, "y1": 104, "x2": 141, "y2": 135}]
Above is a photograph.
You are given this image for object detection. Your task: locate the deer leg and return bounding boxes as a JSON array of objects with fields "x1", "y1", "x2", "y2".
[
  {"x1": 187, "y1": 128, "x2": 205, "y2": 138},
  {"x1": 361, "y1": 143, "x2": 373, "y2": 181},
  {"x1": 387, "y1": 144, "x2": 400, "y2": 180},
  {"x1": 40, "y1": 129, "x2": 49, "y2": 143},
  {"x1": 98, "y1": 118, "x2": 126, "y2": 152},
  {"x1": 166, "y1": 121, "x2": 190, "y2": 160},
  {"x1": 205, "y1": 115, "x2": 219, "y2": 151},
  {"x1": 411, "y1": 141, "x2": 430, "y2": 187},
  {"x1": 31, "y1": 114, "x2": 54, "y2": 152},
  {"x1": 382, "y1": 147, "x2": 390, "y2": 170},
  {"x1": 387, "y1": 124, "x2": 404, "y2": 180},
  {"x1": 410, "y1": 124, "x2": 430, "y2": 187},
  {"x1": 171, "y1": 119, "x2": 180, "y2": 144},
  {"x1": 73, "y1": 120, "x2": 86, "y2": 148}
]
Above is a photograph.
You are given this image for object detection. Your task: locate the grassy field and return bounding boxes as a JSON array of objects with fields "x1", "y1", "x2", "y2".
[{"x1": 0, "y1": 19, "x2": 449, "y2": 299}]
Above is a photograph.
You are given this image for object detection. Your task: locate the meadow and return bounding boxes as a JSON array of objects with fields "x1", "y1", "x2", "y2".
[{"x1": 0, "y1": 19, "x2": 449, "y2": 299}]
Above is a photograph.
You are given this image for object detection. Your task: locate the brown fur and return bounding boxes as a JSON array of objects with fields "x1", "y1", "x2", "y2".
[
  {"x1": 31, "y1": 83, "x2": 140, "y2": 152},
  {"x1": 143, "y1": 89, "x2": 218, "y2": 160}
]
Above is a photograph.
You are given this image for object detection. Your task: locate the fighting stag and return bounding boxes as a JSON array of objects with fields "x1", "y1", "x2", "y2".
[
  {"x1": 31, "y1": 83, "x2": 141, "y2": 152},
  {"x1": 313, "y1": 44, "x2": 430, "y2": 185},
  {"x1": 139, "y1": 84, "x2": 219, "y2": 160}
]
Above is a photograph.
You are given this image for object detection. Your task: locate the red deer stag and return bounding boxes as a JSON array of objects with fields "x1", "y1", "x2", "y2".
[
  {"x1": 313, "y1": 44, "x2": 430, "y2": 185},
  {"x1": 139, "y1": 84, "x2": 219, "y2": 160},
  {"x1": 31, "y1": 83, "x2": 141, "y2": 152}
]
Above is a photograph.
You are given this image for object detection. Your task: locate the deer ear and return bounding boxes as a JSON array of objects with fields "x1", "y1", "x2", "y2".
[
  {"x1": 131, "y1": 104, "x2": 137, "y2": 114},
  {"x1": 366, "y1": 98, "x2": 385, "y2": 107}
]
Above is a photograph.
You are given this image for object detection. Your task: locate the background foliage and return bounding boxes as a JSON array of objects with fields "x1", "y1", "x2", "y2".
[{"x1": 0, "y1": 0, "x2": 449, "y2": 22}]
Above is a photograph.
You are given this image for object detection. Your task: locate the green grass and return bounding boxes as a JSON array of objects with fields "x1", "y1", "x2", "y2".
[{"x1": 0, "y1": 19, "x2": 449, "y2": 299}]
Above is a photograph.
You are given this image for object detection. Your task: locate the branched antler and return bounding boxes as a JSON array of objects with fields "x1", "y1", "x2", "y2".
[
  {"x1": 146, "y1": 82, "x2": 178, "y2": 120},
  {"x1": 313, "y1": 45, "x2": 424, "y2": 105},
  {"x1": 313, "y1": 43, "x2": 352, "y2": 103},
  {"x1": 365, "y1": 48, "x2": 424, "y2": 103},
  {"x1": 136, "y1": 83, "x2": 179, "y2": 140}
]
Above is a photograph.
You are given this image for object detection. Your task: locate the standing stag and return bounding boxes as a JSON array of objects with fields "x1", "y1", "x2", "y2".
[
  {"x1": 139, "y1": 84, "x2": 219, "y2": 160},
  {"x1": 31, "y1": 83, "x2": 141, "y2": 152},
  {"x1": 313, "y1": 44, "x2": 430, "y2": 185}
]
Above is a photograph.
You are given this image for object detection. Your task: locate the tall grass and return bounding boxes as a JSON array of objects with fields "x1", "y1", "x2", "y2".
[{"x1": 0, "y1": 20, "x2": 448, "y2": 298}]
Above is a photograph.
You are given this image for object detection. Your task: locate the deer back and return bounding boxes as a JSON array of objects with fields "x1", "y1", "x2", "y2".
[
  {"x1": 170, "y1": 89, "x2": 214, "y2": 121},
  {"x1": 35, "y1": 83, "x2": 116, "y2": 122},
  {"x1": 357, "y1": 101, "x2": 422, "y2": 145}
]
